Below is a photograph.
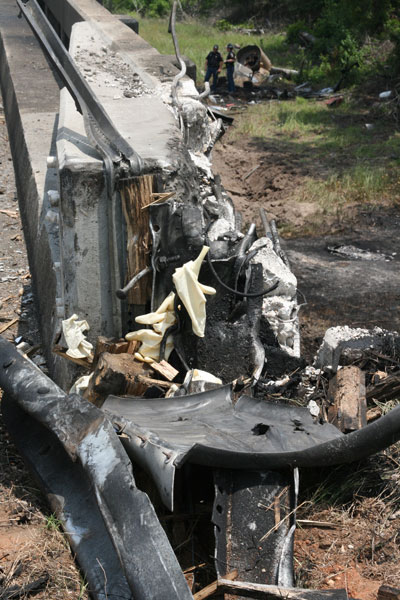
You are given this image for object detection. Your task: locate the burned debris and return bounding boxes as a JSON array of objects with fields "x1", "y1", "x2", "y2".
[{"x1": 1, "y1": 1, "x2": 400, "y2": 600}]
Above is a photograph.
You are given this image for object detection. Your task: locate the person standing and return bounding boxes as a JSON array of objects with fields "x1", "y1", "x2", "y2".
[
  {"x1": 225, "y1": 43, "x2": 236, "y2": 93},
  {"x1": 204, "y1": 44, "x2": 223, "y2": 92}
]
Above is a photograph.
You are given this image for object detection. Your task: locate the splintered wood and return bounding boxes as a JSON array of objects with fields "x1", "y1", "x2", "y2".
[
  {"x1": 328, "y1": 366, "x2": 367, "y2": 432},
  {"x1": 93, "y1": 335, "x2": 138, "y2": 367},
  {"x1": 87, "y1": 352, "x2": 151, "y2": 406},
  {"x1": 151, "y1": 360, "x2": 179, "y2": 381},
  {"x1": 120, "y1": 175, "x2": 154, "y2": 304}
]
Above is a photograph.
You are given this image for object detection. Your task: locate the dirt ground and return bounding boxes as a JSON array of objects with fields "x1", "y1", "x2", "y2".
[
  {"x1": 1, "y1": 89, "x2": 400, "y2": 597},
  {"x1": 0, "y1": 103, "x2": 89, "y2": 598},
  {"x1": 213, "y1": 130, "x2": 400, "y2": 361},
  {"x1": 212, "y1": 115, "x2": 400, "y2": 598}
]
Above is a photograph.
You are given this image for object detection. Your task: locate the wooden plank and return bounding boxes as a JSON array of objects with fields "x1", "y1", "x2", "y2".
[
  {"x1": 87, "y1": 352, "x2": 150, "y2": 406},
  {"x1": 120, "y1": 175, "x2": 153, "y2": 305},
  {"x1": 52, "y1": 345, "x2": 92, "y2": 369},
  {"x1": 135, "y1": 374, "x2": 175, "y2": 390},
  {"x1": 327, "y1": 366, "x2": 366, "y2": 432},
  {"x1": 193, "y1": 570, "x2": 238, "y2": 600},
  {"x1": 218, "y1": 579, "x2": 348, "y2": 599},
  {"x1": 0, "y1": 317, "x2": 19, "y2": 334},
  {"x1": 150, "y1": 360, "x2": 179, "y2": 381}
]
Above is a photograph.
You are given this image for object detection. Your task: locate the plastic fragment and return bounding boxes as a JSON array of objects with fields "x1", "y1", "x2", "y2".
[
  {"x1": 62, "y1": 314, "x2": 93, "y2": 359},
  {"x1": 70, "y1": 373, "x2": 93, "y2": 395},
  {"x1": 126, "y1": 292, "x2": 176, "y2": 362},
  {"x1": 172, "y1": 246, "x2": 216, "y2": 337}
]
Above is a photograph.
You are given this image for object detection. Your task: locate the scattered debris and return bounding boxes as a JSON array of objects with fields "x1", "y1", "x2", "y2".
[
  {"x1": 0, "y1": 574, "x2": 49, "y2": 599},
  {"x1": 0, "y1": 317, "x2": 19, "y2": 334},
  {"x1": 327, "y1": 244, "x2": 393, "y2": 261},
  {"x1": 324, "y1": 96, "x2": 344, "y2": 108}
]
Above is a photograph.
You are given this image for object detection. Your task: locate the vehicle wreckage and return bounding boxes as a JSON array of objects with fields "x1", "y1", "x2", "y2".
[{"x1": 1, "y1": 1, "x2": 400, "y2": 599}]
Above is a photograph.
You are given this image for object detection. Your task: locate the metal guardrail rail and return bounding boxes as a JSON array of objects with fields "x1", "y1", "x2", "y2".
[{"x1": 17, "y1": 0, "x2": 143, "y2": 190}]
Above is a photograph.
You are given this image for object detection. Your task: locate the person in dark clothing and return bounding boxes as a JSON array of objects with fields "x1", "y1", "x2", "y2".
[
  {"x1": 204, "y1": 44, "x2": 223, "y2": 92},
  {"x1": 225, "y1": 43, "x2": 236, "y2": 93}
]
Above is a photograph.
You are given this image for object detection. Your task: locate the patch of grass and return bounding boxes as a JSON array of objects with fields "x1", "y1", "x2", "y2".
[
  {"x1": 45, "y1": 513, "x2": 63, "y2": 532},
  {"x1": 231, "y1": 96, "x2": 400, "y2": 215},
  {"x1": 131, "y1": 15, "x2": 292, "y2": 84},
  {"x1": 78, "y1": 578, "x2": 89, "y2": 600}
]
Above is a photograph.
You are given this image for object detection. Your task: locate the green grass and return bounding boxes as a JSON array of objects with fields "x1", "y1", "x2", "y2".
[
  {"x1": 45, "y1": 513, "x2": 63, "y2": 532},
  {"x1": 230, "y1": 96, "x2": 400, "y2": 214},
  {"x1": 131, "y1": 15, "x2": 295, "y2": 84}
]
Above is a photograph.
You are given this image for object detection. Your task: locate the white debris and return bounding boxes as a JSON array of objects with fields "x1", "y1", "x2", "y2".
[
  {"x1": 70, "y1": 373, "x2": 93, "y2": 396},
  {"x1": 62, "y1": 314, "x2": 93, "y2": 359},
  {"x1": 191, "y1": 369, "x2": 222, "y2": 384},
  {"x1": 250, "y1": 238, "x2": 297, "y2": 297},
  {"x1": 206, "y1": 217, "x2": 235, "y2": 242},
  {"x1": 264, "y1": 296, "x2": 299, "y2": 355},
  {"x1": 126, "y1": 292, "x2": 176, "y2": 363},
  {"x1": 181, "y1": 368, "x2": 222, "y2": 394},
  {"x1": 188, "y1": 151, "x2": 212, "y2": 178},
  {"x1": 172, "y1": 246, "x2": 216, "y2": 337},
  {"x1": 307, "y1": 400, "x2": 320, "y2": 417},
  {"x1": 248, "y1": 237, "x2": 300, "y2": 356},
  {"x1": 126, "y1": 248, "x2": 216, "y2": 361}
]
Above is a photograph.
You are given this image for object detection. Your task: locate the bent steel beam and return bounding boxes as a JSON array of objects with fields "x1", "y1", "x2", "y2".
[{"x1": 0, "y1": 335, "x2": 193, "y2": 600}]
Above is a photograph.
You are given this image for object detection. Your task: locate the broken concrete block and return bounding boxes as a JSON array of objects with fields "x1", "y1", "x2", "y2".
[
  {"x1": 250, "y1": 237, "x2": 297, "y2": 298},
  {"x1": 315, "y1": 326, "x2": 400, "y2": 372}
]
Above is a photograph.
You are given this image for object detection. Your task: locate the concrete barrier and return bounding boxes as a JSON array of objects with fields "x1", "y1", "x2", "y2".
[
  {"x1": 0, "y1": 0, "x2": 72, "y2": 384},
  {"x1": 0, "y1": 0, "x2": 208, "y2": 388}
]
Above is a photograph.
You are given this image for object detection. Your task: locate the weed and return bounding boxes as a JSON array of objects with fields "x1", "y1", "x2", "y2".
[
  {"x1": 78, "y1": 578, "x2": 89, "y2": 599},
  {"x1": 45, "y1": 513, "x2": 62, "y2": 532},
  {"x1": 131, "y1": 15, "x2": 291, "y2": 84}
]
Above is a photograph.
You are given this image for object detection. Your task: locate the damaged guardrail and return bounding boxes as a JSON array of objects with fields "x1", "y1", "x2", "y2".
[
  {"x1": 3, "y1": 328, "x2": 400, "y2": 598},
  {"x1": 0, "y1": 335, "x2": 193, "y2": 600},
  {"x1": 3, "y1": 1, "x2": 400, "y2": 599}
]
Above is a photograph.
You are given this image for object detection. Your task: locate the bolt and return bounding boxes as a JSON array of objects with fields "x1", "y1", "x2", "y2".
[{"x1": 37, "y1": 386, "x2": 50, "y2": 395}]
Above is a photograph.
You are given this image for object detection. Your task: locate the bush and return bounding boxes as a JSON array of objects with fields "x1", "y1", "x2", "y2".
[
  {"x1": 215, "y1": 19, "x2": 232, "y2": 31},
  {"x1": 387, "y1": 18, "x2": 400, "y2": 74}
]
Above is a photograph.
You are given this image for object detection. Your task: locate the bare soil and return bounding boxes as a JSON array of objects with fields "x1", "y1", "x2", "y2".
[
  {"x1": 213, "y1": 126, "x2": 400, "y2": 361},
  {"x1": 0, "y1": 103, "x2": 88, "y2": 598}
]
